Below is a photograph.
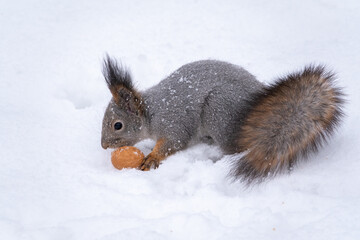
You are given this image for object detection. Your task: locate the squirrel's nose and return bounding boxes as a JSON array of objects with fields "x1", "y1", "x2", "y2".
[{"x1": 101, "y1": 140, "x2": 109, "y2": 149}]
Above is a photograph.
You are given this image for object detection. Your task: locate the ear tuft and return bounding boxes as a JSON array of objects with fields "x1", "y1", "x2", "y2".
[
  {"x1": 102, "y1": 54, "x2": 143, "y2": 116},
  {"x1": 102, "y1": 54, "x2": 133, "y2": 95}
]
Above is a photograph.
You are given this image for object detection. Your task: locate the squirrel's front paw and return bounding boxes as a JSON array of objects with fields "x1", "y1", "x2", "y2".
[{"x1": 139, "y1": 155, "x2": 161, "y2": 171}]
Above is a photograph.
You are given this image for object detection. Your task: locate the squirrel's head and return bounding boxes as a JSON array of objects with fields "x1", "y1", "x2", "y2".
[{"x1": 101, "y1": 56, "x2": 145, "y2": 149}]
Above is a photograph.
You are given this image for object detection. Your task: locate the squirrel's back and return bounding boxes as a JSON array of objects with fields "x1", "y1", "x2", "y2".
[
  {"x1": 144, "y1": 60, "x2": 264, "y2": 104},
  {"x1": 142, "y1": 60, "x2": 265, "y2": 146}
]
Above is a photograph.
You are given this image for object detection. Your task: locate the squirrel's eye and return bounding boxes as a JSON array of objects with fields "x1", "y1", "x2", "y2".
[{"x1": 114, "y1": 122, "x2": 123, "y2": 130}]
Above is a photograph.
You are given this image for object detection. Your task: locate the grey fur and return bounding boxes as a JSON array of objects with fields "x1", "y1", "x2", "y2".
[{"x1": 142, "y1": 60, "x2": 265, "y2": 153}]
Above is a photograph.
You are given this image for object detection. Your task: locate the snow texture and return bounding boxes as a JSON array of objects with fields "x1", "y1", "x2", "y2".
[{"x1": 1, "y1": 0, "x2": 360, "y2": 239}]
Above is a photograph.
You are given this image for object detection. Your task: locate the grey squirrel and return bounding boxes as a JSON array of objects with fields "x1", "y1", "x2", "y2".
[{"x1": 101, "y1": 55, "x2": 344, "y2": 184}]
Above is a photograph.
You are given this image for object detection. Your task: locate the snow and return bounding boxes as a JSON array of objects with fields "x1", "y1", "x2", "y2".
[{"x1": 1, "y1": 0, "x2": 360, "y2": 239}]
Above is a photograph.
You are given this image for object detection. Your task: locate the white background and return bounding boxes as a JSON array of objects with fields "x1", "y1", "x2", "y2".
[{"x1": 1, "y1": 0, "x2": 359, "y2": 239}]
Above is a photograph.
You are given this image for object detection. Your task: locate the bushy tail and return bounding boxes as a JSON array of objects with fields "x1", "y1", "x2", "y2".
[{"x1": 231, "y1": 65, "x2": 345, "y2": 185}]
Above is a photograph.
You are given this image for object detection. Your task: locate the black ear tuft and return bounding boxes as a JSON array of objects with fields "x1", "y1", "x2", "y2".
[
  {"x1": 102, "y1": 54, "x2": 133, "y2": 91},
  {"x1": 102, "y1": 54, "x2": 144, "y2": 115}
]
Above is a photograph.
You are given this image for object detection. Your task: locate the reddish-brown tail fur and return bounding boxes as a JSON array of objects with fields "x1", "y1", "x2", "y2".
[{"x1": 231, "y1": 65, "x2": 344, "y2": 184}]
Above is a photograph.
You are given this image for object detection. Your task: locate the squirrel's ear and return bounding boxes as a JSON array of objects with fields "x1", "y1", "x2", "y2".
[{"x1": 102, "y1": 55, "x2": 143, "y2": 115}]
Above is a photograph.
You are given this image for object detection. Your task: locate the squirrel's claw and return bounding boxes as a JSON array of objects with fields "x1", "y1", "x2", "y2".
[{"x1": 140, "y1": 155, "x2": 160, "y2": 171}]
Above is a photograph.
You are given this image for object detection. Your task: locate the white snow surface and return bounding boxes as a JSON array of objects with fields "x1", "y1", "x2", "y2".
[{"x1": 1, "y1": 0, "x2": 360, "y2": 239}]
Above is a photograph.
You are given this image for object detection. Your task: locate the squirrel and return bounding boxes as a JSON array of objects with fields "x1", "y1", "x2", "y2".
[{"x1": 101, "y1": 55, "x2": 344, "y2": 184}]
